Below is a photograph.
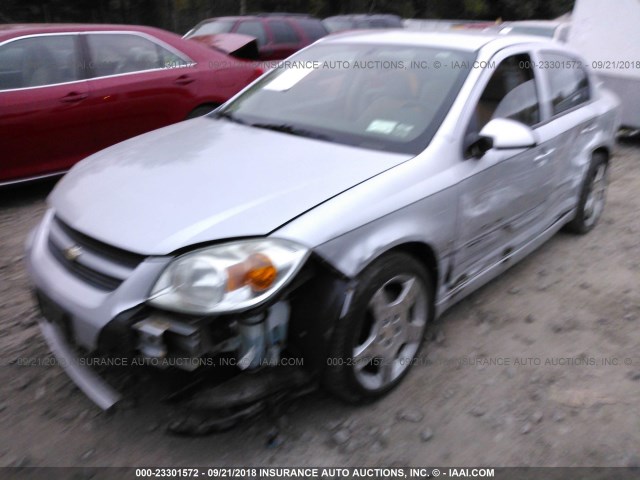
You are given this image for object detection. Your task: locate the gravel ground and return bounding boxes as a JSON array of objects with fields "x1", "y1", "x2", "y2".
[{"x1": 0, "y1": 140, "x2": 639, "y2": 468}]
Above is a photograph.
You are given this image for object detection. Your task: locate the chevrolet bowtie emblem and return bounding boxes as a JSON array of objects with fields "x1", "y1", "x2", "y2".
[{"x1": 64, "y1": 245, "x2": 83, "y2": 262}]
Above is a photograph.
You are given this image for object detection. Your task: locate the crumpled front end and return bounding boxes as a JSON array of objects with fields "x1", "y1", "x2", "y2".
[{"x1": 26, "y1": 209, "x2": 348, "y2": 410}]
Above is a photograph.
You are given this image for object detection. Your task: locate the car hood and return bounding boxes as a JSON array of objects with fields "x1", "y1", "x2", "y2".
[{"x1": 50, "y1": 117, "x2": 410, "y2": 255}]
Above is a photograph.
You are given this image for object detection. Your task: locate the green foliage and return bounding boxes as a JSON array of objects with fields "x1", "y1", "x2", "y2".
[{"x1": 0, "y1": 0, "x2": 575, "y2": 32}]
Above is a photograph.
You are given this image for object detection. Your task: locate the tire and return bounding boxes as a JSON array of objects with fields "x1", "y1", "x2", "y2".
[
  {"x1": 185, "y1": 104, "x2": 217, "y2": 120},
  {"x1": 324, "y1": 252, "x2": 432, "y2": 403},
  {"x1": 565, "y1": 152, "x2": 609, "y2": 234}
]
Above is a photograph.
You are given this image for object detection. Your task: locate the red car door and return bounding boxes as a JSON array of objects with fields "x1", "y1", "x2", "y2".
[
  {"x1": 82, "y1": 32, "x2": 200, "y2": 152},
  {"x1": 0, "y1": 34, "x2": 93, "y2": 183}
]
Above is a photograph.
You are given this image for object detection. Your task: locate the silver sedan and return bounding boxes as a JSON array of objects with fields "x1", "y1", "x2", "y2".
[{"x1": 26, "y1": 31, "x2": 620, "y2": 410}]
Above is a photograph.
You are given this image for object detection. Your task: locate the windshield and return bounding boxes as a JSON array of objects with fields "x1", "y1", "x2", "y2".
[{"x1": 216, "y1": 43, "x2": 475, "y2": 154}]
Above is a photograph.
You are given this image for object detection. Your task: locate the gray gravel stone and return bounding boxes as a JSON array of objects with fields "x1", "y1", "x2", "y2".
[
  {"x1": 626, "y1": 371, "x2": 640, "y2": 381},
  {"x1": 10, "y1": 377, "x2": 31, "y2": 391},
  {"x1": 325, "y1": 419, "x2": 344, "y2": 431},
  {"x1": 508, "y1": 287, "x2": 521, "y2": 295},
  {"x1": 420, "y1": 428, "x2": 434, "y2": 442},
  {"x1": 396, "y1": 409, "x2": 424, "y2": 423},
  {"x1": 80, "y1": 449, "x2": 95, "y2": 461},
  {"x1": 331, "y1": 428, "x2": 350, "y2": 445},
  {"x1": 378, "y1": 427, "x2": 391, "y2": 446},
  {"x1": 470, "y1": 406, "x2": 486, "y2": 417},
  {"x1": 369, "y1": 440, "x2": 385, "y2": 453},
  {"x1": 342, "y1": 438, "x2": 363, "y2": 454},
  {"x1": 521, "y1": 422, "x2": 532, "y2": 434},
  {"x1": 146, "y1": 422, "x2": 160, "y2": 433},
  {"x1": 478, "y1": 323, "x2": 491, "y2": 335},
  {"x1": 552, "y1": 411, "x2": 566, "y2": 423},
  {"x1": 61, "y1": 411, "x2": 77, "y2": 422},
  {"x1": 531, "y1": 411, "x2": 544, "y2": 424}
]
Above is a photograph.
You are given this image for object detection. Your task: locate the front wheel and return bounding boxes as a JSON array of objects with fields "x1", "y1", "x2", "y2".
[
  {"x1": 324, "y1": 252, "x2": 432, "y2": 403},
  {"x1": 565, "y1": 152, "x2": 609, "y2": 234}
]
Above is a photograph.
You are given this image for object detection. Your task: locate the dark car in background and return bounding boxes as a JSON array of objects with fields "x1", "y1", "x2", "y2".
[
  {"x1": 0, "y1": 24, "x2": 263, "y2": 185},
  {"x1": 184, "y1": 14, "x2": 328, "y2": 60},
  {"x1": 322, "y1": 14, "x2": 403, "y2": 33}
]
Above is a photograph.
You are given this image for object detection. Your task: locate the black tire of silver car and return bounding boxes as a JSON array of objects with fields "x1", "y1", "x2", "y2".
[
  {"x1": 565, "y1": 152, "x2": 609, "y2": 234},
  {"x1": 324, "y1": 252, "x2": 432, "y2": 403}
]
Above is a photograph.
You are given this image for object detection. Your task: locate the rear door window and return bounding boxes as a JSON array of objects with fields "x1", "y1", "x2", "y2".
[
  {"x1": 86, "y1": 33, "x2": 189, "y2": 76},
  {"x1": 0, "y1": 35, "x2": 80, "y2": 90},
  {"x1": 539, "y1": 52, "x2": 590, "y2": 116}
]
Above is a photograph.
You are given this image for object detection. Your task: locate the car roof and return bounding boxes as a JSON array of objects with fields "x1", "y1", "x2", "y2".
[
  {"x1": 321, "y1": 29, "x2": 550, "y2": 52},
  {"x1": 0, "y1": 24, "x2": 170, "y2": 42}
]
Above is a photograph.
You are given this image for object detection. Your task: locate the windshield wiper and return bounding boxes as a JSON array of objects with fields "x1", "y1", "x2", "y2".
[
  {"x1": 216, "y1": 110, "x2": 247, "y2": 125},
  {"x1": 250, "y1": 123, "x2": 329, "y2": 140}
]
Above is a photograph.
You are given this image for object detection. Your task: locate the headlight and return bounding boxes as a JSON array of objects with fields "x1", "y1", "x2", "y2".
[{"x1": 148, "y1": 239, "x2": 309, "y2": 314}]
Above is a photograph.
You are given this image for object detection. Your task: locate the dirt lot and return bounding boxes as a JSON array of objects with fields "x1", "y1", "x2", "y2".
[{"x1": 0, "y1": 140, "x2": 639, "y2": 469}]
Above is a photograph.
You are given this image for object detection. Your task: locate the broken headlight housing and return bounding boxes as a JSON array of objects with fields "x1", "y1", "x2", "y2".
[{"x1": 148, "y1": 239, "x2": 309, "y2": 315}]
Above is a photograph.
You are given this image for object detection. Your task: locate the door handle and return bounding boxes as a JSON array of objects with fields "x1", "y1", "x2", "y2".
[
  {"x1": 581, "y1": 123, "x2": 597, "y2": 134},
  {"x1": 534, "y1": 148, "x2": 555, "y2": 163},
  {"x1": 174, "y1": 74, "x2": 195, "y2": 85},
  {"x1": 60, "y1": 91, "x2": 88, "y2": 103}
]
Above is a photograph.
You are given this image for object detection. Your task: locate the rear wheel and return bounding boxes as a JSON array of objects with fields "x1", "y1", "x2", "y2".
[
  {"x1": 565, "y1": 152, "x2": 608, "y2": 234},
  {"x1": 324, "y1": 252, "x2": 431, "y2": 403}
]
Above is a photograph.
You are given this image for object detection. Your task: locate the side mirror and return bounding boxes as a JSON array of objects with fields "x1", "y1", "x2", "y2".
[
  {"x1": 479, "y1": 118, "x2": 537, "y2": 150},
  {"x1": 465, "y1": 118, "x2": 537, "y2": 159}
]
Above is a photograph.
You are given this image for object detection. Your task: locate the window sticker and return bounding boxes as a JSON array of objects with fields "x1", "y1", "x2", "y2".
[
  {"x1": 366, "y1": 120, "x2": 415, "y2": 138},
  {"x1": 366, "y1": 119, "x2": 398, "y2": 134}
]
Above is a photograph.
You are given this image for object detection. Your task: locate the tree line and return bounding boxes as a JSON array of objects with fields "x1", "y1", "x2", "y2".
[{"x1": 0, "y1": 0, "x2": 574, "y2": 35}]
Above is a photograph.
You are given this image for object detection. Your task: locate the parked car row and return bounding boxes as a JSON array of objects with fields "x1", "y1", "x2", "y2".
[
  {"x1": 0, "y1": 24, "x2": 263, "y2": 185},
  {"x1": 1, "y1": 14, "x2": 414, "y2": 185},
  {"x1": 184, "y1": 13, "x2": 328, "y2": 61}
]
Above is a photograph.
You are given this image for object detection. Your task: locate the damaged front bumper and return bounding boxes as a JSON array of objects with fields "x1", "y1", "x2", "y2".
[
  {"x1": 26, "y1": 213, "x2": 350, "y2": 410},
  {"x1": 38, "y1": 319, "x2": 122, "y2": 410}
]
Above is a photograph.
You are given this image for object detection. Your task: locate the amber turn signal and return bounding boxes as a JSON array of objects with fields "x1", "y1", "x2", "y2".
[{"x1": 226, "y1": 253, "x2": 277, "y2": 292}]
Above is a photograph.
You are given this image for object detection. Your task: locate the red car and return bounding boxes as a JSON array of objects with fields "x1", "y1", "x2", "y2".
[
  {"x1": 184, "y1": 14, "x2": 328, "y2": 61},
  {"x1": 0, "y1": 24, "x2": 263, "y2": 185}
]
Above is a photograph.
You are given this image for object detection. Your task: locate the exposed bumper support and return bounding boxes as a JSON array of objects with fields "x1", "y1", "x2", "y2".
[{"x1": 39, "y1": 320, "x2": 122, "y2": 410}]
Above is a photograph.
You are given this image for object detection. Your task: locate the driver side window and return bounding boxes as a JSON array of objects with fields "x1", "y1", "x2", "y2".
[{"x1": 467, "y1": 53, "x2": 540, "y2": 137}]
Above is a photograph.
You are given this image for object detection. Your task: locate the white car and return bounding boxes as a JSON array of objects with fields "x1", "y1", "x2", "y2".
[{"x1": 26, "y1": 31, "x2": 620, "y2": 415}]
